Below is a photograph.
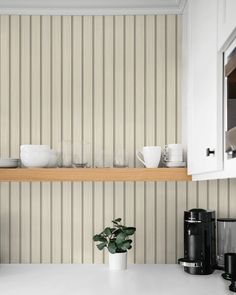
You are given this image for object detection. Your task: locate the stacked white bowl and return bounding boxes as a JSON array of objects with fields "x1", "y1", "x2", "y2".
[
  {"x1": 0, "y1": 158, "x2": 19, "y2": 168},
  {"x1": 20, "y1": 145, "x2": 58, "y2": 168}
]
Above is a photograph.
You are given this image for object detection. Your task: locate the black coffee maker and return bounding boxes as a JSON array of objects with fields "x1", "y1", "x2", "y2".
[{"x1": 178, "y1": 208, "x2": 216, "y2": 275}]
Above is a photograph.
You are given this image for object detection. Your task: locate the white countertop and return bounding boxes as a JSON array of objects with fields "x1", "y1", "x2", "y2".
[{"x1": 0, "y1": 264, "x2": 231, "y2": 295}]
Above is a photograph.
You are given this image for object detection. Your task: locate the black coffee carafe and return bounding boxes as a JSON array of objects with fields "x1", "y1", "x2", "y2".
[{"x1": 178, "y1": 208, "x2": 216, "y2": 275}]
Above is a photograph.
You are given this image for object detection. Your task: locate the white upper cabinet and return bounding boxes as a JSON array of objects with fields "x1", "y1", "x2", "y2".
[
  {"x1": 218, "y1": 0, "x2": 236, "y2": 50},
  {"x1": 185, "y1": 0, "x2": 223, "y2": 175}
]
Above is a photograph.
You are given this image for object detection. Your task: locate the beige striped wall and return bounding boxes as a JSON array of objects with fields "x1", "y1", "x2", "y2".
[{"x1": 0, "y1": 14, "x2": 236, "y2": 264}]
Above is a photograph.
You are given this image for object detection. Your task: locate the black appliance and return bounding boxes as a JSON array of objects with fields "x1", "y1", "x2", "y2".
[{"x1": 178, "y1": 208, "x2": 216, "y2": 275}]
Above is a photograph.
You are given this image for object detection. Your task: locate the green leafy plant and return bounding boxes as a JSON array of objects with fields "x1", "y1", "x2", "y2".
[{"x1": 93, "y1": 218, "x2": 136, "y2": 254}]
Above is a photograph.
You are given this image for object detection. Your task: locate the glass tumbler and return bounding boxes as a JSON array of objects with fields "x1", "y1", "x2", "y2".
[{"x1": 217, "y1": 218, "x2": 236, "y2": 269}]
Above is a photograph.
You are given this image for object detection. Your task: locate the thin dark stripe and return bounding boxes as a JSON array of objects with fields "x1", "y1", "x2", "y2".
[
  {"x1": 133, "y1": 15, "x2": 136, "y2": 263},
  {"x1": 9, "y1": 16, "x2": 11, "y2": 263},
  {"x1": 60, "y1": 16, "x2": 63, "y2": 263},
  {"x1": 19, "y1": 15, "x2": 22, "y2": 263},
  {"x1": 50, "y1": 15, "x2": 53, "y2": 263},
  {"x1": 154, "y1": 15, "x2": 157, "y2": 264},
  {"x1": 113, "y1": 16, "x2": 115, "y2": 219},
  {"x1": 144, "y1": 15, "x2": 147, "y2": 264},
  {"x1": 71, "y1": 16, "x2": 74, "y2": 263},
  {"x1": 92, "y1": 16, "x2": 95, "y2": 264},
  {"x1": 102, "y1": 15, "x2": 105, "y2": 263},
  {"x1": 81, "y1": 15, "x2": 84, "y2": 264}
]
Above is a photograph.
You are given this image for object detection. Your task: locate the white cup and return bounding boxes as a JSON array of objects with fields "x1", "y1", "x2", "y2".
[
  {"x1": 136, "y1": 146, "x2": 161, "y2": 168},
  {"x1": 163, "y1": 144, "x2": 183, "y2": 162}
]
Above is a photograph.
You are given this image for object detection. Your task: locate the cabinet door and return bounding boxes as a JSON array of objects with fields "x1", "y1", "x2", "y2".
[
  {"x1": 186, "y1": 0, "x2": 223, "y2": 175},
  {"x1": 218, "y1": 0, "x2": 236, "y2": 50}
]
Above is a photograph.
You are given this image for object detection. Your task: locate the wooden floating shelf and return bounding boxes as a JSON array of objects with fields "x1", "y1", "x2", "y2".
[{"x1": 0, "y1": 168, "x2": 191, "y2": 182}]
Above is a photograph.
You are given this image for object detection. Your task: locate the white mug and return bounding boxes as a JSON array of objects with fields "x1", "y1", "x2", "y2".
[
  {"x1": 163, "y1": 144, "x2": 183, "y2": 162},
  {"x1": 136, "y1": 146, "x2": 161, "y2": 168}
]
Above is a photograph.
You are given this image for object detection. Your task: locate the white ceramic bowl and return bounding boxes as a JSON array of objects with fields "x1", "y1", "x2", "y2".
[
  {"x1": 20, "y1": 145, "x2": 50, "y2": 153},
  {"x1": 21, "y1": 151, "x2": 51, "y2": 168},
  {"x1": 20, "y1": 145, "x2": 51, "y2": 168}
]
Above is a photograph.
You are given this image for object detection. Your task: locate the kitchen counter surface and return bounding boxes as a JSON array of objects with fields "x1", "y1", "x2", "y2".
[{"x1": 0, "y1": 264, "x2": 231, "y2": 295}]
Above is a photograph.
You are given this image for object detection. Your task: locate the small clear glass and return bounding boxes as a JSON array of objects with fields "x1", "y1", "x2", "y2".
[
  {"x1": 217, "y1": 218, "x2": 236, "y2": 269},
  {"x1": 113, "y1": 148, "x2": 129, "y2": 168},
  {"x1": 72, "y1": 142, "x2": 91, "y2": 168}
]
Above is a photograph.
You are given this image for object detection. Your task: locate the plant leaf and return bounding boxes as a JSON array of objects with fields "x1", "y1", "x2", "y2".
[
  {"x1": 104, "y1": 227, "x2": 112, "y2": 236},
  {"x1": 125, "y1": 239, "x2": 133, "y2": 244},
  {"x1": 116, "y1": 232, "x2": 127, "y2": 245},
  {"x1": 93, "y1": 234, "x2": 101, "y2": 241},
  {"x1": 108, "y1": 241, "x2": 117, "y2": 254},
  {"x1": 93, "y1": 235, "x2": 107, "y2": 243},
  {"x1": 97, "y1": 242, "x2": 107, "y2": 251},
  {"x1": 123, "y1": 227, "x2": 136, "y2": 236},
  {"x1": 112, "y1": 228, "x2": 122, "y2": 236},
  {"x1": 112, "y1": 218, "x2": 122, "y2": 223},
  {"x1": 120, "y1": 240, "x2": 132, "y2": 251}
]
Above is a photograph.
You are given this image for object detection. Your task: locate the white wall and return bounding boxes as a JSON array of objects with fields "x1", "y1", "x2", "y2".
[{"x1": 0, "y1": 15, "x2": 235, "y2": 264}]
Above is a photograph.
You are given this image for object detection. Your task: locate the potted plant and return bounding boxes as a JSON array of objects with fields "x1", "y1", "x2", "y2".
[{"x1": 93, "y1": 218, "x2": 136, "y2": 270}]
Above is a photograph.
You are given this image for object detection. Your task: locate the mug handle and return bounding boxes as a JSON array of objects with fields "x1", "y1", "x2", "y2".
[
  {"x1": 136, "y1": 150, "x2": 146, "y2": 166},
  {"x1": 163, "y1": 145, "x2": 168, "y2": 162}
]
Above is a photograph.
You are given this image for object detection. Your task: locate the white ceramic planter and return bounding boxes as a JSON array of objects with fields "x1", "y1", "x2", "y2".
[{"x1": 109, "y1": 252, "x2": 127, "y2": 270}]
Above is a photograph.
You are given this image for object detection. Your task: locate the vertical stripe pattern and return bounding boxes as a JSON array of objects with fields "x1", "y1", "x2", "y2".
[{"x1": 0, "y1": 15, "x2": 235, "y2": 264}]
